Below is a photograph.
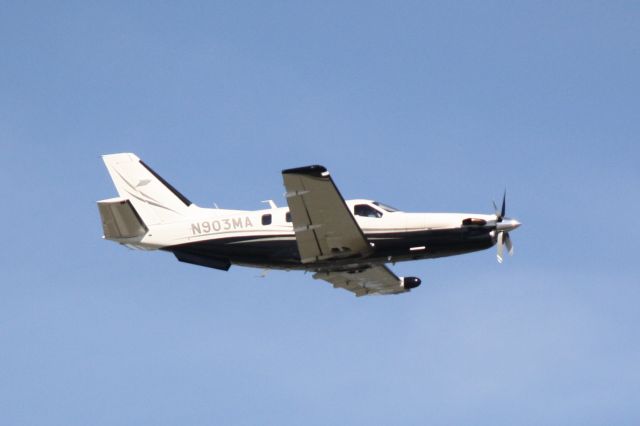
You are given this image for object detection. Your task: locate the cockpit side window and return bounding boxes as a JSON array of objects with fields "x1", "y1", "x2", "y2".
[
  {"x1": 372, "y1": 201, "x2": 400, "y2": 212},
  {"x1": 354, "y1": 204, "x2": 383, "y2": 218}
]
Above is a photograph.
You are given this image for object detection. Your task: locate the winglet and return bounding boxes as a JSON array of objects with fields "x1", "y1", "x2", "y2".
[{"x1": 282, "y1": 165, "x2": 328, "y2": 177}]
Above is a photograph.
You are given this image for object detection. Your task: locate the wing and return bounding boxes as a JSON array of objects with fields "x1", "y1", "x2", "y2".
[
  {"x1": 282, "y1": 165, "x2": 372, "y2": 263},
  {"x1": 313, "y1": 264, "x2": 408, "y2": 297}
]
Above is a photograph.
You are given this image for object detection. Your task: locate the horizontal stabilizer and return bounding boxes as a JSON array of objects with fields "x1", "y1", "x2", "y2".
[{"x1": 98, "y1": 197, "x2": 148, "y2": 240}]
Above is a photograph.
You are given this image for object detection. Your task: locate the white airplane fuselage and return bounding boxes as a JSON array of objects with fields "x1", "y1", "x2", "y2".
[{"x1": 119, "y1": 200, "x2": 515, "y2": 272}]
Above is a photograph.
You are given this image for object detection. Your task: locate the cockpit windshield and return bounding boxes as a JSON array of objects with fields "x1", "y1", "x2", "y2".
[{"x1": 372, "y1": 201, "x2": 400, "y2": 212}]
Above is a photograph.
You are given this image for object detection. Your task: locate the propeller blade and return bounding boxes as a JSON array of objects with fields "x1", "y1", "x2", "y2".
[
  {"x1": 497, "y1": 231, "x2": 504, "y2": 263},
  {"x1": 500, "y1": 190, "x2": 506, "y2": 219},
  {"x1": 504, "y1": 232, "x2": 513, "y2": 256},
  {"x1": 493, "y1": 200, "x2": 499, "y2": 218}
]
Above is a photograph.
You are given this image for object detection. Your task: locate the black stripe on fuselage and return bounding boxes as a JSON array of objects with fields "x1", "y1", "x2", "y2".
[{"x1": 162, "y1": 228, "x2": 494, "y2": 270}]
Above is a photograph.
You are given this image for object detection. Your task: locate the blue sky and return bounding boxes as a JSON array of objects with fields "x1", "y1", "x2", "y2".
[{"x1": 1, "y1": 1, "x2": 639, "y2": 425}]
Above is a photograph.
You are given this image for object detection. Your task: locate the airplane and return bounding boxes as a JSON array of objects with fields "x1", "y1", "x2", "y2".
[{"x1": 97, "y1": 153, "x2": 521, "y2": 297}]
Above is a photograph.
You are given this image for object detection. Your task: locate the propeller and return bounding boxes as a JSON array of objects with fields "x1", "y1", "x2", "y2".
[
  {"x1": 493, "y1": 191, "x2": 506, "y2": 222},
  {"x1": 492, "y1": 191, "x2": 520, "y2": 263}
]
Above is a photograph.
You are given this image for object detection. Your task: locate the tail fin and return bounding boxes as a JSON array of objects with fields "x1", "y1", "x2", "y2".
[{"x1": 101, "y1": 153, "x2": 194, "y2": 225}]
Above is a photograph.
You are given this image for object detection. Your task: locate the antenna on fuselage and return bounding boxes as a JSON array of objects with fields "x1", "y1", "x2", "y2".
[{"x1": 261, "y1": 200, "x2": 277, "y2": 209}]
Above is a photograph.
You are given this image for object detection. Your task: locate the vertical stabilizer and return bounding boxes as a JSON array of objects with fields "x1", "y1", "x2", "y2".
[{"x1": 102, "y1": 153, "x2": 193, "y2": 225}]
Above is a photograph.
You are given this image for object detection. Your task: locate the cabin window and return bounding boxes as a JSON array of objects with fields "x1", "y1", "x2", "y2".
[
  {"x1": 354, "y1": 204, "x2": 383, "y2": 218},
  {"x1": 262, "y1": 214, "x2": 272, "y2": 225},
  {"x1": 285, "y1": 212, "x2": 292, "y2": 222}
]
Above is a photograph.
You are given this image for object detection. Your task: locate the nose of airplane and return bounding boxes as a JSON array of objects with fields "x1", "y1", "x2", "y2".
[{"x1": 496, "y1": 218, "x2": 521, "y2": 232}]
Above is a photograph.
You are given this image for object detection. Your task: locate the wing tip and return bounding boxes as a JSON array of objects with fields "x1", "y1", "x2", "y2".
[{"x1": 282, "y1": 165, "x2": 328, "y2": 177}]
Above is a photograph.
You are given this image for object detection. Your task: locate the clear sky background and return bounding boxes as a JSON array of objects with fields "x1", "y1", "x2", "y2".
[{"x1": 1, "y1": 1, "x2": 639, "y2": 425}]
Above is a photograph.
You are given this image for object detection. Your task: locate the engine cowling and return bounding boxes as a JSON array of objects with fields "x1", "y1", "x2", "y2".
[{"x1": 401, "y1": 276, "x2": 422, "y2": 290}]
